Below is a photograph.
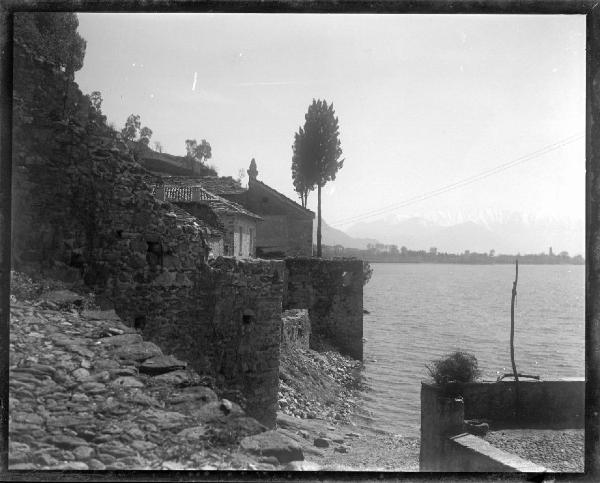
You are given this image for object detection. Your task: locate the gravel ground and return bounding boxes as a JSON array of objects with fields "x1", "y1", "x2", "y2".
[{"x1": 484, "y1": 428, "x2": 584, "y2": 473}]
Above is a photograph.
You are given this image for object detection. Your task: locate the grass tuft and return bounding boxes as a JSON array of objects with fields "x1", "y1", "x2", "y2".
[{"x1": 426, "y1": 351, "x2": 481, "y2": 385}]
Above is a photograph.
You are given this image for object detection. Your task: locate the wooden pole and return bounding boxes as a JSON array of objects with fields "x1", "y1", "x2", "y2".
[{"x1": 510, "y1": 259, "x2": 519, "y2": 382}]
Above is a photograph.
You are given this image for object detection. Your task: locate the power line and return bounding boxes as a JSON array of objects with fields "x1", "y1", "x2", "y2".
[{"x1": 329, "y1": 133, "x2": 584, "y2": 227}]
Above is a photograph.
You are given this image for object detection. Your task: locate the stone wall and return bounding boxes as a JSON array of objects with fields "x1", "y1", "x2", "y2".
[
  {"x1": 135, "y1": 257, "x2": 285, "y2": 426},
  {"x1": 11, "y1": 43, "x2": 282, "y2": 426},
  {"x1": 284, "y1": 258, "x2": 364, "y2": 360}
]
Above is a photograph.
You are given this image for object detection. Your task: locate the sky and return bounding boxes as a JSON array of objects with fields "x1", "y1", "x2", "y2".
[{"x1": 75, "y1": 13, "x2": 586, "y2": 232}]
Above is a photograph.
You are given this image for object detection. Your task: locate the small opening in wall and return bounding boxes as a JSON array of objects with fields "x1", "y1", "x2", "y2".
[
  {"x1": 69, "y1": 251, "x2": 85, "y2": 268},
  {"x1": 242, "y1": 309, "x2": 256, "y2": 325},
  {"x1": 116, "y1": 229, "x2": 123, "y2": 238},
  {"x1": 146, "y1": 241, "x2": 163, "y2": 267},
  {"x1": 134, "y1": 316, "x2": 146, "y2": 331}
]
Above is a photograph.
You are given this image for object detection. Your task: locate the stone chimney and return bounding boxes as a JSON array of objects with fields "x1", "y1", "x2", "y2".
[{"x1": 247, "y1": 158, "x2": 258, "y2": 181}]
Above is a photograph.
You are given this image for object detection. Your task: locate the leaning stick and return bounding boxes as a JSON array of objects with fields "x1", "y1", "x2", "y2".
[{"x1": 510, "y1": 259, "x2": 519, "y2": 382}]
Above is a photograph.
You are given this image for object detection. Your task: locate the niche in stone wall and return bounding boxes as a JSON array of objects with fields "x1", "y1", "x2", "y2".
[
  {"x1": 242, "y1": 308, "x2": 256, "y2": 325},
  {"x1": 146, "y1": 240, "x2": 163, "y2": 268},
  {"x1": 134, "y1": 315, "x2": 146, "y2": 331}
]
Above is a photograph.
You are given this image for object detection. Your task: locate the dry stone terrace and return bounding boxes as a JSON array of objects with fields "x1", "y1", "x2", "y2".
[{"x1": 8, "y1": 289, "x2": 307, "y2": 471}]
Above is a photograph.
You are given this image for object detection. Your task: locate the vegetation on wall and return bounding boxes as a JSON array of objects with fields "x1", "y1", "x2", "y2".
[
  {"x1": 14, "y1": 12, "x2": 86, "y2": 78},
  {"x1": 426, "y1": 351, "x2": 481, "y2": 385}
]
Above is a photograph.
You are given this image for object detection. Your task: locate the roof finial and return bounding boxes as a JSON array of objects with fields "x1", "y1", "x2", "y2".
[{"x1": 247, "y1": 158, "x2": 258, "y2": 181}]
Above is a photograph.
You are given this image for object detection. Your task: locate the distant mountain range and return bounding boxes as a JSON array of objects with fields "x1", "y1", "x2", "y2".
[
  {"x1": 318, "y1": 212, "x2": 584, "y2": 256},
  {"x1": 312, "y1": 219, "x2": 378, "y2": 250}
]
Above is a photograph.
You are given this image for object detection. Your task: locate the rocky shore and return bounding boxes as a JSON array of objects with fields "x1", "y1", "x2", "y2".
[{"x1": 275, "y1": 335, "x2": 420, "y2": 471}]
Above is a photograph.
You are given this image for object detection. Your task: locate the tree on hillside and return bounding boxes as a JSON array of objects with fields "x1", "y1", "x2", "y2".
[
  {"x1": 185, "y1": 139, "x2": 212, "y2": 174},
  {"x1": 139, "y1": 126, "x2": 153, "y2": 146},
  {"x1": 185, "y1": 139, "x2": 212, "y2": 163},
  {"x1": 121, "y1": 114, "x2": 141, "y2": 141},
  {"x1": 291, "y1": 99, "x2": 344, "y2": 257},
  {"x1": 154, "y1": 141, "x2": 163, "y2": 153},
  {"x1": 120, "y1": 114, "x2": 153, "y2": 146},
  {"x1": 14, "y1": 13, "x2": 87, "y2": 77},
  {"x1": 88, "y1": 91, "x2": 103, "y2": 113}
]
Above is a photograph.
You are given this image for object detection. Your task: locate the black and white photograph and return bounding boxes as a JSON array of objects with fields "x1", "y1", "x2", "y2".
[{"x1": 2, "y1": 3, "x2": 595, "y2": 476}]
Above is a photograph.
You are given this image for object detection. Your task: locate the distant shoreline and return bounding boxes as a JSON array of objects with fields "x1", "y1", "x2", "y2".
[{"x1": 364, "y1": 260, "x2": 584, "y2": 265}]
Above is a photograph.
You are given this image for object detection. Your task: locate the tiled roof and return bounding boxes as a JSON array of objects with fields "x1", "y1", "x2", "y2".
[
  {"x1": 251, "y1": 179, "x2": 315, "y2": 218},
  {"x1": 194, "y1": 176, "x2": 246, "y2": 195},
  {"x1": 205, "y1": 196, "x2": 262, "y2": 220},
  {"x1": 152, "y1": 184, "x2": 262, "y2": 220}
]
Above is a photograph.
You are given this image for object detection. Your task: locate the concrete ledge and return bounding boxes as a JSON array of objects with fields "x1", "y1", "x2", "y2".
[
  {"x1": 458, "y1": 378, "x2": 585, "y2": 428},
  {"x1": 449, "y1": 433, "x2": 548, "y2": 473}
]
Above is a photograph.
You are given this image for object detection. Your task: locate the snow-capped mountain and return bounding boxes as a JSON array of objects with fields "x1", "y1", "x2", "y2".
[{"x1": 340, "y1": 211, "x2": 584, "y2": 255}]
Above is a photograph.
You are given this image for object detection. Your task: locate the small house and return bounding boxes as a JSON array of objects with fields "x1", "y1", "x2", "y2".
[
  {"x1": 220, "y1": 160, "x2": 315, "y2": 258},
  {"x1": 153, "y1": 183, "x2": 262, "y2": 258}
]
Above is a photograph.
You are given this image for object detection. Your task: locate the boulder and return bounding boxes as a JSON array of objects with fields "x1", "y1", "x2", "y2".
[
  {"x1": 190, "y1": 400, "x2": 244, "y2": 422},
  {"x1": 41, "y1": 290, "x2": 83, "y2": 306},
  {"x1": 151, "y1": 369, "x2": 194, "y2": 385},
  {"x1": 112, "y1": 342, "x2": 162, "y2": 362},
  {"x1": 99, "y1": 333, "x2": 143, "y2": 347},
  {"x1": 314, "y1": 437, "x2": 330, "y2": 448},
  {"x1": 110, "y1": 376, "x2": 144, "y2": 388},
  {"x1": 81, "y1": 309, "x2": 121, "y2": 321},
  {"x1": 167, "y1": 385, "x2": 218, "y2": 407},
  {"x1": 241, "y1": 431, "x2": 304, "y2": 464},
  {"x1": 139, "y1": 355, "x2": 187, "y2": 375}
]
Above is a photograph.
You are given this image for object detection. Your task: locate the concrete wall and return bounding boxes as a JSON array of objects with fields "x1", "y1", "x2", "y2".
[
  {"x1": 420, "y1": 380, "x2": 582, "y2": 471},
  {"x1": 284, "y1": 258, "x2": 364, "y2": 360},
  {"x1": 446, "y1": 434, "x2": 546, "y2": 472},
  {"x1": 458, "y1": 379, "x2": 584, "y2": 429}
]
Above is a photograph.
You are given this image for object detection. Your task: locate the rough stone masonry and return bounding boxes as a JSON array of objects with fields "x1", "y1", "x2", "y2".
[{"x1": 10, "y1": 40, "x2": 364, "y2": 428}]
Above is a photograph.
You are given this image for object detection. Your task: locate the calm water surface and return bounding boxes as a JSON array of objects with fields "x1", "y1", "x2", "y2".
[{"x1": 356, "y1": 263, "x2": 585, "y2": 437}]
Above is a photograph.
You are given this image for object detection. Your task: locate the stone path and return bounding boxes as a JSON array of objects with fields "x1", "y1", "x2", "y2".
[{"x1": 8, "y1": 292, "x2": 304, "y2": 471}]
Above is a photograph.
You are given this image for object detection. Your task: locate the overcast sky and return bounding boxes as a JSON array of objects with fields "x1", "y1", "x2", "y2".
[{"x1": 75, "y1": 13, "x2": 585, "y2": 229}]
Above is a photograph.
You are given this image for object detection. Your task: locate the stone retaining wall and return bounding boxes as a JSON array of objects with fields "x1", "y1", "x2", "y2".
[
  {"x1": 11, "y1": 42, "x2": 366, "y2": 428},
  {"x1": 283, "y1": 258, "x2": 364, "y2": 360}
]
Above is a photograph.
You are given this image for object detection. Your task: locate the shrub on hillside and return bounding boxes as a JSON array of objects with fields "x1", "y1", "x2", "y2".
[{"x1": 426, "y1": 351, "x2": 481, "y2": 385}]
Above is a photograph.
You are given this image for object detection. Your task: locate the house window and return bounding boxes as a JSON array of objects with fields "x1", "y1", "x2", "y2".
[{"x1": 239, "y1": 226, "x2": 243, "y2": 256}]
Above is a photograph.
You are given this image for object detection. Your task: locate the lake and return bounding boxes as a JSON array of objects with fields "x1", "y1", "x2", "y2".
[{"x1": 356, "y1": 263, "x2": 585, "y2": 437}]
